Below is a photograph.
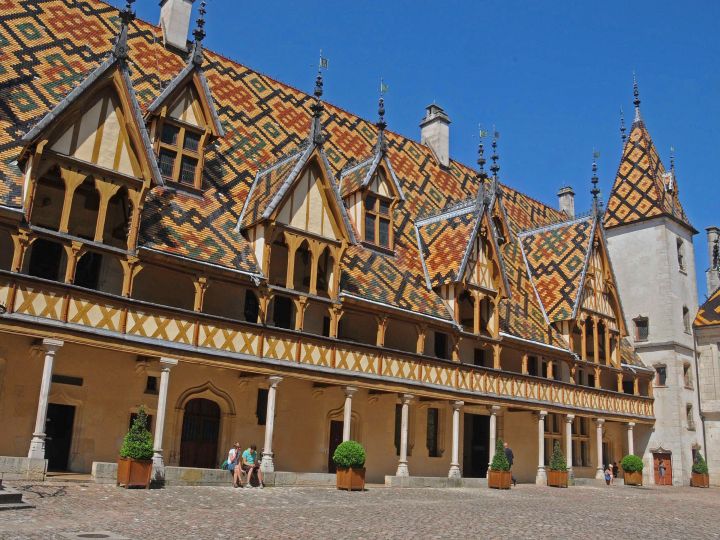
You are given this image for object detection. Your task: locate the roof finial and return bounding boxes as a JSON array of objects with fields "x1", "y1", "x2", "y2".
[
  {"x1": 113, "y1": 0, "x2": 135, "y2": 61},
  {"x1": 670, "y1": 145, "x2": 675, "y2": 173},
  {"x1": 620, "y1": 106, "x2": 626, "y2": 143},
  {"x1": 489, "y1": 128, "x2": 500, "y2": 181},
  {"x1": 591, "y1": 150, "x2": 601, "y2": 214},
  {"x1": 309, "y1": 51, "x2": 327, "y2": 145},
  {"x1": 477, "y1": 126, "x2": 487, "y2": 180},
  {"x1": 375, "y1": 79, "x2": 387, "y2": 152},
  {"x1": 633, "y1": 72, "x2": 642, "y2": 123},
  {"x1": 191, "y1": 1, "x2": 207, "y2": 66}
]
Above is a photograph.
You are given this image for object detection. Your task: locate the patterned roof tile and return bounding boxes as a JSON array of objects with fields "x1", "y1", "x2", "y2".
[{"x1": 694, "y1": 287, "x2": 720, "y2": 328}]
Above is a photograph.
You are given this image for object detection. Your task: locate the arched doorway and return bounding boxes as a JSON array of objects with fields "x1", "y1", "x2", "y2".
[{"x1": 179, "y1": 398, "x2": 221, "y2": 469}]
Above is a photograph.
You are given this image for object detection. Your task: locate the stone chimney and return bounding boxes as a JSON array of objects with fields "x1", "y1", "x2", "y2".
[
  {"x1": 420, "y1": 104, "x2": 450, "y2": 167},
  {"x1": 707, "y1": 226, "x2": 720, "y2": 295},
  {"x1": 557, "y1": 186, "x2": 575, "y2": 219},
  {"x1": 159, "y1": 0, "x2": 195, "y2": 51}
]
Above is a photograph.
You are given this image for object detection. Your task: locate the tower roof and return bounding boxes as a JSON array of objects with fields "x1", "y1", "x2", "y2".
[{"x1": 604, "y1": 118, "x2": 694, "y2": 232}]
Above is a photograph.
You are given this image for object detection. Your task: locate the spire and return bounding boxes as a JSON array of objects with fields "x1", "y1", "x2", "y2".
[
  {"x1": 309, "y1": 52, "x2": 327, "y2": 145},
  {"x1": 591, "y1": 151, "x2": 601, "y2": 214},
  {"x1": 477, "y1": 128, "x2": 487, "y2": 181},
  {"x1": 375, "y1": 92, "x2": 387, "y2": 152},
  {"x1": 620, "y1": 106, "x2": 626, "y2": 143},
  {"x1": 113, "y1": 0, "x2": 135, "y2": 61},
  {"x1": 633, "y1": 73, "x2": 642, "y2": 123},
  {"x1": 489, "y1": 129, "x2": 500, "y2": 181},
  {"x1": 191, "y1": 1, "x2": 207, "y2": 66}
]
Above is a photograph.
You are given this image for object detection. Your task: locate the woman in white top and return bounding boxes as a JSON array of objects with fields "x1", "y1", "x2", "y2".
[{"x1": 228, "y1": 442, "x2": 245, "y2": 487}]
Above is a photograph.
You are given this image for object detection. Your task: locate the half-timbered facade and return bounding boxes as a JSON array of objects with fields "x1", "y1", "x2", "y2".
[{"x1": 0, "y1": 0, "x2": 654, "y2": 485}]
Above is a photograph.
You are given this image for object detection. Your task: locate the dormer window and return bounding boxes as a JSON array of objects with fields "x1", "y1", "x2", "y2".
[
  {"x1": 363, "y1": 193, "x2": 392, "y2": 249},
  {"x1": 157, "y1": 120, "x2": 204, "y2": 187}
]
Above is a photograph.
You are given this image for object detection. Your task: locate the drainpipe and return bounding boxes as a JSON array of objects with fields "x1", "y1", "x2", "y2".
[{"x1": 692, "y1": 328, "x2": 708, "y2": 455}]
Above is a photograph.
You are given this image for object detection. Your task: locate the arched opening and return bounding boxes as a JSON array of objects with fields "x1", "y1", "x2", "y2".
[
  {"x1": 103, "y1": 186, "x2": 131, "y2": 249},
  {"x1": 203, "y1": 280, "x2": 247, "y2": 320},
  {"x1": 131, "y1": 264, "x2": 195, "y2": 310},
  {"x1": 479, "y1": 297, "x2": 492, "y2": 334},
  {"x1": 293, "y1": 240, "x2": 312, "y2": 293},
  {"x1": 30, "y1": 171, "x2": 64, "y2": 231},
  {"x1": 23, "y1": 238, "x2": 67, "y2": 282},
  {"x1": 316, "y1": 246, "x2": 334, "y2": 297},
  {"x1": 179, "y1": 398, "x2": 221, "y2": 469},
  {"x1": 268, "y1": 233, "x2": 289, "y2": 287},
  {"x1": 457, "y1": 291, "x2": 474, "y2": 332},
  {"x1": 67, "y1": 175, "x2": 100, "y2": 239},
  {"x1": 385, "y1": 318, "x2": 418, "y2": 353},
  {"x1": 597, "y1": 320, "x2": 607, "y2": 362},
  {"x1": 303, "y1": 300, "x2": 331, "y2": 336},
  {"x1": 74, "y1": 250, "x2": 123, "y2": 295},
  {"x1": 0, "y1": 228, "x2": 13, "y2": 270},
  {"x1": 268, "y1": 294, "x2": 295, "y2": 329}
]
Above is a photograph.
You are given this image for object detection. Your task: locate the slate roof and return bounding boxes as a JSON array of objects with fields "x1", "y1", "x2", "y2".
[
  {"x1": 604, "y1": 118, "x2": 692, "y2": 231},
  {"x1": 0, "y1": 0, "x2": 623, "y2": 351},
  {"x1": 695, "y1": 287, "x2": 720, "y2": 328}
]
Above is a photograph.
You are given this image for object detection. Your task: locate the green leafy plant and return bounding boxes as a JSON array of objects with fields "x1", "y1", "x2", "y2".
[
  {"x1": 621, "y1": 454, "x2": 644, "y2": 473},
  {"x1": 490, "y1": 438, "x2": 510, "y2": 472},
  {"x1": 549, "y1": 440, "x2": 567, "y2": 471},
  {"x1": 119, "y1": 407, "x2": 154, "y2": 461},
  {"x1": 333, "y1": 440, "x2": 366, "y2": 469},
  {"x1": 692, "y1": 452, "x2": 709, "y2": 475}
]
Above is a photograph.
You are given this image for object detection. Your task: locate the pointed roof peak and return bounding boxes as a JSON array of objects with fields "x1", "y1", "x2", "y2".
[{"x1": 113, "y1": 0, "x2": 135, "y2": 61}]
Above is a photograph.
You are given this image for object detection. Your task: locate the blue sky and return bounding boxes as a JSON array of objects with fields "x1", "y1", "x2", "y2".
[{"x1": 120, "y1": 0, "x2": 719, "y2": 298}]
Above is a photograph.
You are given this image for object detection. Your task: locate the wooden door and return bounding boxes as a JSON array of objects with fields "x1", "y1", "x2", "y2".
[
  {"x1": 179, "y1": 398, "x2": 221, "y2": 469},
  {"x1": 653, "y1": 452, "x2": 672, "y2": 485},
  {"x1": 328, "y1": 420, "x2": 343, "y2": 473},
  {"x1": 45, "y1": 403, "x2": 76, "y2": 471}
]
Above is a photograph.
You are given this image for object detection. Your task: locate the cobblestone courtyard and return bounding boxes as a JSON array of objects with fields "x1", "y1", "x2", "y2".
[{"x1": 2, "y1": 482, "x2": 719, "y2": 539}]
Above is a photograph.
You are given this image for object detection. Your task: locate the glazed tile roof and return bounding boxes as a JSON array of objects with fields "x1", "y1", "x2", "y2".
[
  {"x1": 519, "y1": 216, "x2": 595, "y2": 323},
  {"x1": 619, "y1": 337, "x2": 644, "y2": 367},
  {"x1": 694, "y1": 287, "x2": 720, "y2": 328},
  {"x1": 604, "y1": 118, "x2": 692, "y2": 230},
  {"x1": 339, "y1": 150, "x2": 404, "y2": 200},
  {"x1": 0, "y1": 0, "x2": 614, "y2": 350}
]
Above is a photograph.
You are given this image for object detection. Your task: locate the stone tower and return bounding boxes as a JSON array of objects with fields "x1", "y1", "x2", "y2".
[{"x1": 603, "y1": 83, "x2": 703, "y2": 485}]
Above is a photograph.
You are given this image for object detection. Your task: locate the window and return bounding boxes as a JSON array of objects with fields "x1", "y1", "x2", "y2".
[
  {"x1": 156, "y1": 120, "x2": 203, "y2": 187},
  {"x1": 572, "y1": 417, "x2": 591, "y2": 467},
  {"x1": 683, "y1": 363, "x2": 693, "y2": 389},
  {"x1": 434, "y1": 331, "x2": 448, "y2": 359},
  {"x1": 587, "y1": 373, "x2": 595, "y2": 388},
  {"x1": 683, "y1": 306, "x2": 691, "y2": 334},
  {"x1": 144, "y1": 376, "x2": 158, "y2": 395},
  {"x1": 655, "y1": 365, "x2": 667, "y2": 386},
  {"x1": 51, "y1": 374, "x2": 83, "y2": 386},
  {"x1": 677, "y1": 238, "x2": 686, "y2": 272},
  {"x1": 473, "y1": 348, "x2": 486, "y2": 367},
  {"x1": 687, "y1": 404, "x2": 695, "y2": 430},
  {"x1": 543, "y1": 413, "x2": 562, "y2": 466},
  {"x1": 426, "y1": 408, "x2": 440, "y2": 457},
  {"x1": 634, "y1": 317, "x2": 649, "y2": 341},
  {"x1": 256, "y1": 388, "x2": 268, "y2": 425},
  {"x1": 363, "y1": 193, "x2": 392, "y2": 249},
  {"x1": 622, "y1": 380, "x2": 634, "y2": 394},
  {"x1": 527, "y1": 356, "x2": 538, "y2": 376}
]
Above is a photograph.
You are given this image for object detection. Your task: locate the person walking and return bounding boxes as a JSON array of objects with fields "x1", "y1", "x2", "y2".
[{"x1": 503, "y1": 442, "x2": 517, "y2": 486}]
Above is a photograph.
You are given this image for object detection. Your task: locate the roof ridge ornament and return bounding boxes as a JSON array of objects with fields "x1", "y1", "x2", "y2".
[
  {"x1": 113, "y1": 0, "x2": 135, "y2": 61},
  {"x1": 633, "y1": 72, "x2": 642, "y2": 123},
  {"x1": 620, "y1": 106, "x2": 626, "y2": 143},
  {"x1": 309, "y1": 51, "x2": 327, "y2": 145},
  {"x1": 191, "y1": 1, "x2": 207, "y2": 66},
  {"x1": 489, "y1": 128, "x2": 502, "y2": 200},
  {"x1": 375, "y1": 79, "x2": 387, "y2": 152},
  {"x1": 591, "y1": 150, "x2": 601, "y2": 215}
]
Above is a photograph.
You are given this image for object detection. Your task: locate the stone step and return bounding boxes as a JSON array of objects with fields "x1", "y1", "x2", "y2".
[{"x1": 0, "y1": 487, "x2": 34, "y2": 511}]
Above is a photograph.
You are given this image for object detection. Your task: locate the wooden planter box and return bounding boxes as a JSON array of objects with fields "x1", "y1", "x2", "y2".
[
  {"x1": 336, "y1": 467, "x2": 365, "y2": 491},
  {"x1": 691, "y1": 472, "x2": 709, "y2": 488},
  {"x1": 624, "y1": 471, "x2": 643, "y2": 486},
  {"x1": 117, "y1": 457, "x2": 152, "y2": 489},
  {"x1": 488, "y1": 470, "x2": 512, "y2": 489},
  {"x1": 547, "y1": 470, "x2": 568, "y2": 488}
]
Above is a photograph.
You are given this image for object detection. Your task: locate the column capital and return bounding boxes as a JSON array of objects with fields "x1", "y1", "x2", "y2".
[
  {"x1": 159, "y1": 357, "x2": 178, "y2": 370},
  {"x1": 489, "y1": 405, "x2": 501, "y2": 415},
  {"x1": 537, "y1": 409, "x2": 548, "y2": 419},
  {"x1": 451, "y1": 400, "x2": 464, "y2": 411},
  {"x1": 41, "y1": 338, "x2": 64, "y2": 354},
  {"x1": 626, "y1": 421, "x2": 635, "y2": 429},
  {"x1": 400, "y1": 393, "x2": 414, "y2": 404},
  {"x1": 268, "y1": 375, "x2": 283, "y2": 387},
  {"x1": 595, "y1": 418, "x2": 605, "y2": 426},
  {"x1": 344, "y1": 385, "x2": 358, "y2": 398},
  {"x1": 565, "y1": 413, "x2": 575, "y2": 423}
]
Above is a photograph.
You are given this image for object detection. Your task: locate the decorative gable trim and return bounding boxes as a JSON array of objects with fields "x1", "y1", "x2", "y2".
[{"x1": 340, "y1": 151, "x2": 405, "y2": 201}]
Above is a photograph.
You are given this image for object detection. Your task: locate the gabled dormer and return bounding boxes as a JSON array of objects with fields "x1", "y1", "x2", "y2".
[
  {"x1": 145, "y1": 9, "x2": 224, "y2": 191},
  {"x1": 340, "y1": 97, "x2": 404, "y2": 252}
]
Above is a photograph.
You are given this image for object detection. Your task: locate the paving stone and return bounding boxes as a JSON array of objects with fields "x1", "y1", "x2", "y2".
[{"x1": 0, "y1": 482, "x2": 718, "y2": 539}]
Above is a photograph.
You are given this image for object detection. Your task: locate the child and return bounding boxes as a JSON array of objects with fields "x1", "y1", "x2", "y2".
[{"x1": 604, "y1": 465, "x2": 612, "y2": 486}]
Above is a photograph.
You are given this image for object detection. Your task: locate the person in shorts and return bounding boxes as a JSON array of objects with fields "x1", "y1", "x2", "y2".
[
  {"x1": 228, "y1": 442, "x2": 245, "y2": 488},
  {"x1": 242, "y1": 444, "x2": 264, "y2": 488}
]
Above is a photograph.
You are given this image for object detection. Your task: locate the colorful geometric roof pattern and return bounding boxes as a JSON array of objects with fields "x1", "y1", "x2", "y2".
[
  {"x1": 694, "y1": 287, "x2": 720, "y2": 328},
  {"x1": 519, "y1": 217, "x2": 594, "y2": 322},
  {"x1": 604, "y1": 119, "x2": 692, "y2": 230},
  {"x1": 0, "y1": 0, "x2": 604, "y2": 350}
]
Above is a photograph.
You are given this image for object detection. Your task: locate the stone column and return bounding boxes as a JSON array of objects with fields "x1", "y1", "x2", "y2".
[
  {"x1": 626, "y1": 422, "x2": 635, "y2": 456},
  {"x1": 566, "y1": 414, "x2": 575, "y2": 480},
  {"x1": 396, "y1": 394, "x2": 413, "y2": 477},
  {"x1": 448, "y1": 400, "x2": 464, "y2": 479},
  {"x1": 595, "y1": 418, "x2": 605, "y2": 479},
  {"x1": 152, "y1": 357, "x2": 178, "y2": 478},
  {"x1": 261, "y1": 376, "x2": 283, "y2": 473},
  {"x1": 342, "y1": 386, "x2": 357, "y2": 442},
  {"x1": 28, "y1": 338, "x2": 64, "y2": 459},
  {"x1": 488, "y1": 405, "x2": 501, "y2": 468},
  {"x1": 535, "y1": 410, "x2": 547, "y2": 484}
]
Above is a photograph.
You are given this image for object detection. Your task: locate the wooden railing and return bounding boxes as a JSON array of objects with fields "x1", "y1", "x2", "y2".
[{"x1": 0, "y1": 271, "x2": 653, "y2": 419}]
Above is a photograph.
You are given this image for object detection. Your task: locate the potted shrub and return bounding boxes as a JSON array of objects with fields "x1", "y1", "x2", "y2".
[
  {"x1": 547, "y1": 440, "x2": 568, "y2": 488},
  {"x1": 117, "y1": 407, "x2": 154, "y2": 489},
  {"x1": 487, "y1": 438, "x2": 512, "y2": 489},
  {"x1": 621, "y1": 454, "x2": 643, "y2": 486},
  {"x1": 691, "y1": 452, "x2": 709, "y2": 488},
  {"x1": 333, "y1": 440, "x2": 366, "y2": 491}
]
